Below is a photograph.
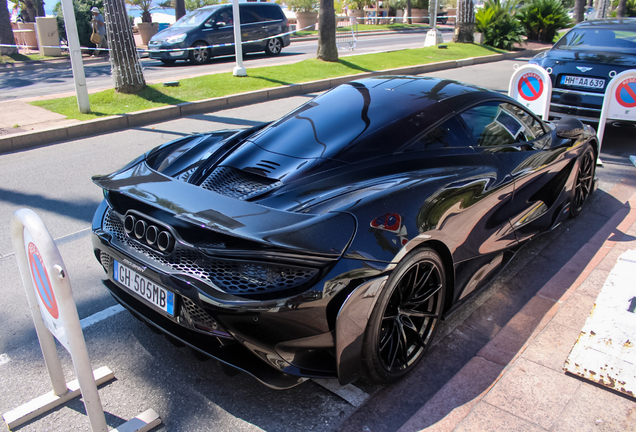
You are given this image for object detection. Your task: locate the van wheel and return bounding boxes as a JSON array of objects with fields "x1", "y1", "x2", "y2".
[
  {"x1": 265, "y1": 38, "x2": 282, "y2": 56},
  {"x1": 190, "y1": 42, "x2": 210, "y2": 65}
]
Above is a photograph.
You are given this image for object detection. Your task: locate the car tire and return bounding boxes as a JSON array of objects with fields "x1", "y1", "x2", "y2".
[
  {"x1": 189, "y1": 42, "x2": 211, "y2": 65},
  {"x1": 362, "y1": 247, "x2": 446, "y2": 383},
  {"x1": 570, "y1": 143, "x2": 595, "y2": 218},
  {"x1": 160, "y1": 59, "x2": 176, "y2": 65},
  {"x1": 265, "y1": 38, "x2": 282, "y2": 56}
]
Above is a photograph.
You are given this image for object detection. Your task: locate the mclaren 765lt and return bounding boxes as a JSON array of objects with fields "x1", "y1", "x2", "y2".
[{"x1": 91, "y1": 76, "x2": 598, "y2": 389}]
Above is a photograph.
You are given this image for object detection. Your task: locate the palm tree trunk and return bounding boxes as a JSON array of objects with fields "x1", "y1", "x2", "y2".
[
  {"x1": 617, "y1": 0, "x2": 627, "y2": 16},
  {"x1": 317, "y1": 0, "x2": 338, "y2": 61},
  {"x1": 596, "y1": 0, "x2": 609, "y2": 18},
  {"x1": 175, "y1": 0, "x2": 185, "y2": 20},
  {"x1": 0, "y1": 0, "x2": 17, "y2": 54},
  {"x1": 454, "y1": 0, "x2": 475, "y2": 43},
  {"x1": 104, "y1": 0, "x2": 147, "y2": 93},
  {"x1": 574, "y1": 0, "x2": 584, "y2": 22}
]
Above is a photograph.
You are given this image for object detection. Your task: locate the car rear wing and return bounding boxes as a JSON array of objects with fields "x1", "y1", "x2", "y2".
[{"x1": 93, "y1": 162, "x2": 356, "y2": 258}]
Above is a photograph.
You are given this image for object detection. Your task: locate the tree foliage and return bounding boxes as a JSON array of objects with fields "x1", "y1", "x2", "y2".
[
  {"x1": 475, "y1": 0, "x2": 524, "y2": 49},
  {"x1": 517, "y1": 0, "x2": 571, "y2": 43},
  {"x1": 54, "y1": 0, "x2": 104, "y2": 48},
  {"x1": 612, "y1": 0, "x2": 636, "y2": 16}
]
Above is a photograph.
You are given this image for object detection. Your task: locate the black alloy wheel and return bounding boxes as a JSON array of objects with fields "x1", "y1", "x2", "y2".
[
  {"x1": 265, "y1": 38, "x2": 282, "y2": 56},
  {"x1": 190, "y1": 42, "x2": 211, "y2": 65},
  {"x1": 570, "y1": 144, "x2": 595, "y2": 218},
  {"x1": 363, "y1": 248, "x2": 445, "y2": 383}
]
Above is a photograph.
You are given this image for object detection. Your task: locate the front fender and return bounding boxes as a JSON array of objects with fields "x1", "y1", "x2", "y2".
[{"x1": 335, "y1": 275, "x2": 388, "y2": 385}]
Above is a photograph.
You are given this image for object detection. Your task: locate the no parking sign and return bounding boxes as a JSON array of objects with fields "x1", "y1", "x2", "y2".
[
  {"x1": 597, "y1": 70, "x2": 636, "y2": 153},
  {"x1": 23, "y1": 229, "x2": 69, "y2": 350},
  {"x1": 508, "y1": 64, "x2": 552, "y2": 120}
]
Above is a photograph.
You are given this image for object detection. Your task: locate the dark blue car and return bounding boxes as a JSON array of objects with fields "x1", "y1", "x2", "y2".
[
  {"x1": 148, "y1": 3, "x2": 291, "y2": 65},
  {"x1": 530, "y1": 18, "x2": 636, "y2": 121}
]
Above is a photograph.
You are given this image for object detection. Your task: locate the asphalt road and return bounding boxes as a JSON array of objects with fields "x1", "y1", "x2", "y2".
[
  {"x1": 0, "y1": 31, "x2": 453, "y2": 102},
  {"x1": 0, "y1": 57, "x2": 635, "y2": 432}
]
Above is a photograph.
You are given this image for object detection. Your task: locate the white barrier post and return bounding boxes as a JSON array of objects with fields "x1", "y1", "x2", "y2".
[
  {"x1": 232, "y1": 0, "x2": 246, "y2": 77},
  {"x1": 508, "y1": 64, "x2": 552, "y2": 120},
  {"x1": 597, "y1": 69, "x2": 636, "y2": 156},
  {"x1": 4, "y1": 209, "x2": 161, "y2": 432}
]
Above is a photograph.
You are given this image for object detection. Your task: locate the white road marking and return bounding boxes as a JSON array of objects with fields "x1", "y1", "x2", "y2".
[
  {"x1": 313, "y1": 379, "x2": 370, "y2": 407},
  {"x1": 0, "y1": 353, "x2": 10, "y2": 366},
  {"x1": 80, "y1": 305, "x2": 125, "y2": 329}
]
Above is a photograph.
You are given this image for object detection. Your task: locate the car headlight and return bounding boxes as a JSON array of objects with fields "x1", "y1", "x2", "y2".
[{"x1": 165, "y1": 33, "x2": 187, "y2": 44}]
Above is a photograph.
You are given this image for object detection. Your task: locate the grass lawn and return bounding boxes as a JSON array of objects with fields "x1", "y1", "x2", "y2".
[
  {"x1": 32, "y1": 43, "x2": 504, "y2": 121},
  {"x1": 0, "y1": 52, "x2": 69, "y2": 64},
  {"x1": 293, "y1": 23, "x2": 430, "y2": 37}
]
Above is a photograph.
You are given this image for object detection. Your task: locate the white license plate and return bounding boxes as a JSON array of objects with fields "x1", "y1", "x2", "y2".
[
  {"x1": 149, "y1": 47, "x2": 160, "y2": 52},
  {"x1": 113, "y1": 260, "x2": 175, "y2": 315},
  {"x1": 561, "y1": 75, "x2": 605, "y2": 89}
]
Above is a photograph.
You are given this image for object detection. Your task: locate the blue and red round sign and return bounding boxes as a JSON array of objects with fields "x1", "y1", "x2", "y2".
[
  {"x1": 518, "y1": 72, "x2": 544, "y2": 102},
  {"x1": 27, "y1": 242, "x2": 59, "y2": 319},
  {"x1": 615, "y1": 78, "x2": 636, "y2": 108}
]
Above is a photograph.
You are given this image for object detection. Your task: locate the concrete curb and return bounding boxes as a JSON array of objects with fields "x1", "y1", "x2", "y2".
[
  {"x1": 397, "y1": 186, "x2": 636, "y2": 432},
  {"x1": 0, "y1": 48, "x2": 547, "y2": 155}
]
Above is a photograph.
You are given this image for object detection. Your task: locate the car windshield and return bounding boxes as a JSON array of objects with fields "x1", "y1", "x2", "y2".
[
  {"x1": 554, "y1": 27, "x2": 636, "y2": 54},
  {"x1": 171, "y1": 7, "x2": 218, "y2": 28}
]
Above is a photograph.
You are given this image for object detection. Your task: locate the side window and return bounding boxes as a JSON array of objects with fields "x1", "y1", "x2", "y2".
[
  {"x1": 459, "y1": 101, "x2": 545, "y2": 147},
  {"x1": 240, "y1": 8, "x2": 261, "y2": 24},
  {"x1": 406, "y1": 116, "x2": 471, "y2": 151},
  {"x1": 257, "y1": 5, "x2": 281, "y2": 21},
  {"x1": 214, "y1": 8, "x2": 233, "y2": 26}
]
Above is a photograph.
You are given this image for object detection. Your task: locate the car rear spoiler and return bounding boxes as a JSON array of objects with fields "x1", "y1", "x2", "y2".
[{"x1": 92, "y1": 162, "x2": 356, "y2": 258}]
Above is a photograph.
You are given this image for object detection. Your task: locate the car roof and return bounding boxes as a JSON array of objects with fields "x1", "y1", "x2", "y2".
[
  {"x1": 246, "y1": 77, "x2": 504, "y2": 163},
  {"x1": 198, "y1": 2, "x2": 280, "y2": 10},
  {"x1": 574, "y1": 18, "x2": 636, "y2": 29}
]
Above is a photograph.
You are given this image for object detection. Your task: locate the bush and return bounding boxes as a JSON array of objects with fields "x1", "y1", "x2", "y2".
[
  {"x1": 54, "y1": 0, "x2": 104, "y2": 49},
  {"x1": 518, "y1": 0, "x2": 571, "y2": 43},
  {"x1": 475, "y1": 0, "x2": 525, "y2": 50},
  {"x1": 610, "y1": 0, "x2": 636, "y2": 16},
  {"x1": 286, "y1": 0, "x2": 320, "y2": 12},
  {"x1": 411, "y1": 0, "x2": 429, "y2": 9}
]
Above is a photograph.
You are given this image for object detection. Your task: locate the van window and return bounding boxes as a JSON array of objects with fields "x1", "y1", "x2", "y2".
[
  {"x1": 257, "y1": 5, "x2": 284, "y2": 21},
  {"x1": 240, "y1": 8, "x2": 261, "y2": 24}
]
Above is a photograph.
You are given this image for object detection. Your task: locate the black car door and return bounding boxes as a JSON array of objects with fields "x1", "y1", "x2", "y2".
[{"x1": 459, "y1": 100, "x2": 575, "y2": 242}]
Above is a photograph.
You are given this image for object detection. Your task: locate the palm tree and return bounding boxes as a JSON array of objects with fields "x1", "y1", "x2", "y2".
[
  {"x1": 317, "y1": 0, "x2": 338, "y2": 61},
  {"x1": 1, "y1": 0, "x2": 17, "y2": 55},
  {"x1": 455, "y1": 0, "x2": 475, "y2": 43},
  {"x1": 104, "y1": 0, "x2": 147, "y2": 93}
]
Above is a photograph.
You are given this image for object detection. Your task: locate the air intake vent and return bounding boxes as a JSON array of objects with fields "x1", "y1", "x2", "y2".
[{"x1": 200, "y1": 166, "x2": 281, "y2": 200}]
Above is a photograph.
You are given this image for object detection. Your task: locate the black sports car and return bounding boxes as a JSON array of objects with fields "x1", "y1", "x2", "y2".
[
  {"x1": 529, "y1": 18, "x2": 636, "y2": 121},
  {"x1": 91, "y1": 76, "x2": 598, "y2": 389}
]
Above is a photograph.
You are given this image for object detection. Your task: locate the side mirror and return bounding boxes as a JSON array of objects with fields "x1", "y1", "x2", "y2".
[{"x1": 555, "y1": 117, "x2": 585, "y2": 140}]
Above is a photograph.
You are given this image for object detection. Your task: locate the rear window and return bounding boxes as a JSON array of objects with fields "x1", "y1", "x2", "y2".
[{"x1": 555, "y1": 27, "x2": 636, "y2": 54}]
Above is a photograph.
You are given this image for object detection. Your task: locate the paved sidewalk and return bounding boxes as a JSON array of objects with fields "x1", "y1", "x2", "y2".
[{"x1": 399, "y1": 185, "x2": 636, "y2": 431}]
